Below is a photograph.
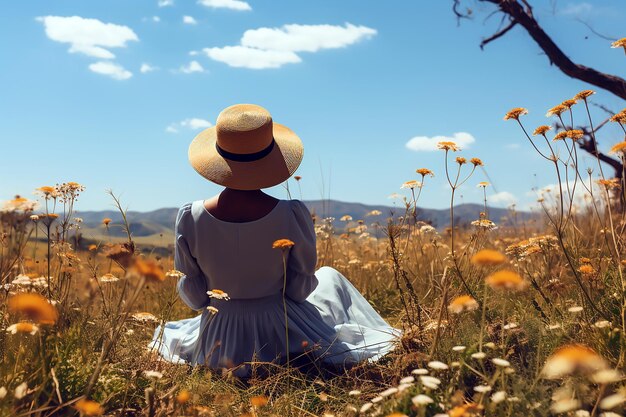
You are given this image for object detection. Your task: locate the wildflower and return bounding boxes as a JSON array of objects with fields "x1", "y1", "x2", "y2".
[
  {"x1": 165, "y1": 269, "x2": 184, "y2": 279},
  {"x1": 471, "y1": 352, "x2": 487, "y2": 359},
  {"x1": 14, "y1": 382, "x2": 28, "y2": 399},
  {"x1": 207, "y1": 306, "x2": 219, "y2": 315},
  {"x1": 598, "y1": 179, "x2": 621, "y2": 189},
  {"x1": 600, "y1": 393, "x2": 626, "y2": 409},
  {"x1": 471, "y1": 249, "x2": 506, "y2": 266},
  {"x1": 88, "y1": 244, "x2": 97, "y2": 251},
  {"x1": 456, "y1": 157, "x2": 467, "y2": 165},
  {"x1": 371, "y1": 396, "x2": 383, "y2": 403},
  {"x1": 610, "y1": 110, "x2": 626, "y2": 124},
  {"x1": 471, "y1": 218, "x2": 497, "y2": 230},
  {"x1": 144, "y1": 370, "x2": 163, "y2": 380},
  {"x1": 401, "y1": 180, "x2": 421, "y2": 189},
  {"x1": 448, "y1": 403, "x2": 483, "y2": 417},
  {"x1": 98, "y1": 273, "x2": 119, "y2": 283},
  {"x1": 74, "y1": 399, "x2": 104, "y2": 416},
  {"x1": 416, "y1": 168, "x2": 434, "y2": 177},
  {"x1": 566, "y1": 129, "x2": 585, "y2": 140},
  {"x1": 595, "y1": 320, "x2": 611, "y2": 329},
  {"x1": 503, "y1": 323, "x2": 518, "y2": 330},
  {"x1": 411, "y1": 368, "x2": 429, "y2": 375},
  {"x1": 102, "y1": 218, "x2": 112, "y2": 226},
  {"x1": 578, "y1": 264, "x2": 595, "y2": 275},
  {"x1": 553, "y1": 131, "x2": 569, "y2": 141},
  {"x1": 366, "y1": 210, "x2": 382, "y2": 216},
  {"x1": 272, "y1": 239, "x2": 295, "y2": 249},
  {"x1": 469, "y1": 157, "x2": 484, "y2": 167},
  {"x1": 419, "y1": 375, "x2": 441, "y2": 389},
  {"x1": 340, "y1": 215, "x2": 352, "y2": 222},
  {"x1": 30, "y1": 214, "x2": 39, "y2": 221},
  {"x1": 504, "y1": 107, "x2": 528, "y2": 120},
  {"x1": 437, "y1": 141, "x2": 460, "y2": 151},
  {"x1": 359, "y1": 403, "x2": 373, "y2": 413},
  {"x1": 428, "y1": 361, "x2": 449, "y2": 370},
  {"x1": 0, "y1": 387, "x2": 6, "y2": 399},
  {"x1": 105, "y1": 243, "x2": 134, "y2": 268},
  {"x1": 176, "y1": 389, "x2": 190, "y2": 404},
  {"x1": 380, "y1": 387, "x2": 398, "y2": 397},
  {"x1": 35, "y1": 186, "x2": 58, "y2": 199},
  {"x1": 250, "y1": 396, "x2": 269, "y2": 407},
  {"x1": 609, "y1": 142, "x2": 626, "y2": 154},
  {"x1": 611, "y1": 38, "x2": 626, "y2": 52},
  {"x1": 477, "y1": 181, "x2": 489, "y2": 188},
  {"x1": 294, "y1": 175, "x2": 302, "y2": 181},
  {"x1": 546, "y1": 104, "x2": 567, "y2": 117},
  {"x1": 568, "y1": 306, "x2": 583, "y2": 313},
  {"x1": 575, "y1": 90, "x2": 595, "y2": 100},
  {"x1": 485, "y1": 270, "x2": 527, "y2": 291},
  {"x1": 348, "y1": 390, "x2": 362, "y2": 396},
  {"x1": 551, "y1": 399, "x2": 581, "y2": 414},
  {"x1": 412, "y1": 394, "x2": 433, "y2": 406},
  {"x1": 491, "y1": 391, "x2": 507, "y2": 403},
  {"x1": 448, "y1": 295, "x2": 479, "y2": 314},
  {"x1": 12, "y1": 275, "x2": 31, "y2": 286},
  {"x1": 7, "y1": 322, "x2": 39, "y2": 335},
  {"x1": 452, "y1": 345, "x2": 466, "y2": 352},
  {"x1": 207, "y1": 289, "x2": 230, "y2": 300},
  {"x1": 492, "y1": 358, "x2": 510, "y2": 367},
  {"x1": 591, "y1": 369, "x2": 623, "y2": 384},
  {"x1": 399, "y1": 376, "x2": 415, "y2": 384},
  {"x1": 541, "y1": 344, "x2": 607, "y2": 379},
  {"x1": 533, "y1": 125, "x2": 552, "y2": 136},
  {"x1": 474, "y1": 385, "x2": 492, "y2": 393},
  {"x1": 131, "y1": 258, "x2": 166, "y2": 282},
  {"x1": 385, "y1": 414, "x2": 407, "y2": 417},
  {"x1": 8, "y1": 293, "x2": 58, "y2": 324},
  {"x1": 131, "y1": 312, "x2": 158, "y2": 322},
  {"x1": 561, "y1": 98, "x2": 578, "y2": 108}
]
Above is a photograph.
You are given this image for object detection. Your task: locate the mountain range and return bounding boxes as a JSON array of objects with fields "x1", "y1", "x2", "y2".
[{"x1": 73, "y1": 199, "x2": 531, "y2": 247}]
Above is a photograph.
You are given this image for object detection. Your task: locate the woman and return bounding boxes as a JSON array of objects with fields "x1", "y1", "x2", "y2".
[{"x1": 151, "y1": 104, "x2": 399, "y2": 376}]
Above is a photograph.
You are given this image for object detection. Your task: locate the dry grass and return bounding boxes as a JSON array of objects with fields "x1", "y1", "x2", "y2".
[{"x1": 2, "y1": 97, "x2": 626, "y2": 417}]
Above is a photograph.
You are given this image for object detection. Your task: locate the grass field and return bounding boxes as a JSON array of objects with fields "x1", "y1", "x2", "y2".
[{"x1": 2, "y1": 97, "x2": 626, "y2": 417}]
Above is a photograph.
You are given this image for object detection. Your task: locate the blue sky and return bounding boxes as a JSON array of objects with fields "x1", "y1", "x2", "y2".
[{"x1": 1, "y1": 0, "x2": 624, "y2": 212}]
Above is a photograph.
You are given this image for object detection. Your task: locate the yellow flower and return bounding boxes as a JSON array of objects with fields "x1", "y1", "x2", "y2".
[
  {"x1": 366, "y1": 210, "x2": 382, "y2": 216},
  {"x1": 574, "y1": 90, "x2": 595, "y2": 100},
  {"x1": 176, "y1": 389, "x2": 190, "y2": 404},
  {"x1": 131, "y1": 257, "x2": 166, "y2": 282},
  {"x1": 609, "y1": 142, "x2": 626, "y2": 154},
  {"x1": 131, "y1": 312, "x2": 158, "y2": 322},
  {"x1": 448, "y1": 295, "x2": 479, "y2": 314},
  {"x1": 553, "y1": 131, "x2": 569, "y2": 141},
  {"x1": 470, "y1": 157, "x2": 483, "y2": 166},
  {"x1": 88, "y1": 244, "x2": 97, "y2": 251},
  {"x1": 416, "y1": 168, "x2": 434, "y2": 177},
  {"x1": 294, "y1": 175, "x2": 302, "y2": 181},
  {"x1": 597, "y1": 178, "x2": 621, "y2": 189},
  {"x1": 456, "y1": 157, "x2": 467, "y2": 165},
  {"x1": 579, "y1": 257, "x2": 591, "y2": 264},
  {"x1": 561, "y1": 98, "x2": 577, "y2": 108},
  {"x1": 8, "y1": 293, "x2": 58, "y2": 325},
  {"x1": 74, "y1": 399, "x2": 104, "y2": 416},
  {"x1": 272, "y1": 239, "x2": 295, "y2": 249},
  {"x1": 207, "y1": 289, "x2": 230, "y2": 300},
  {"x1": 546, "y1": 104, "x2": 567, "y2": 117},
  {"x1": 102, "y1": 218, "x2": 112, "y2": 226},
  {"x1": 437, "y1": 141, "x2": 460, "y2": 151},
  {"x1": 340, "y1": 215, "x2": 353, "y2": 222},
  {"x1": 541, "y1": 344, "x2": 607, "y2": 379},
  {"x1": 250, "y1": 395, "x2": 269, "y2": 407},
  {"x1": 611, "y1": 37, "x2": 626, "y2": 52},
  {"x1": 566, "y1": 129, "x2": 584, "y2": 140},
  {"x1": 477, "y1": 182, "x2": 490, "y2": 188},
  {"x1": 610, "y1": 111, "x2": 626, "y2": 124},
  {"x1": 503, "y1": 107, "x2": 528, "y2": 120},
  {"x1": 471, "y1": 249, "x2": 506, "y2": 266},
  {"x1": 6, "y1": 322, "x2": 39, "y2": 335},
  {"x1": 448, "y1": 403, "x2": 483, "y2": 417},
  {"x1": 533, "y1": 125, "x2": 552, "y2": 136},
  {"x1": 485, "y1": 270, "x2": 526, "y2": 291},
  {"x1": 578, "y1": 264, "x2": 595, "y2": 275}
]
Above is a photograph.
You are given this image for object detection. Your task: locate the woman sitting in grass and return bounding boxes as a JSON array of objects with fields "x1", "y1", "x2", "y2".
[{"x1": 151, "y1": 104, "x2": 399, "y2": 377}]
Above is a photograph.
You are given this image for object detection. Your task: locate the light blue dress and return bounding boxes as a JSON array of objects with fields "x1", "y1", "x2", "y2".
[{"x1": 151, "y1": 199, "x2": 399, "y2": 376}]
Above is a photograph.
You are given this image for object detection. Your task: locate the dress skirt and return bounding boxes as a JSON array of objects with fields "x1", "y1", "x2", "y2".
[{"x1": 150, "y1": 266, "x2": 399, "y2": 376}]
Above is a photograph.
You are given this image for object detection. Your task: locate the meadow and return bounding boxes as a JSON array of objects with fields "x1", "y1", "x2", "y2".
[{"x1": 2, "y1": 94, "x2": 626, "y2": 417}]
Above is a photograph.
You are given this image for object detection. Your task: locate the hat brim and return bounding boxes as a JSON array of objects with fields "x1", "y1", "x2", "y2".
[{"x1": 188, "y1": 123, "x2": 303, "y2": 190}]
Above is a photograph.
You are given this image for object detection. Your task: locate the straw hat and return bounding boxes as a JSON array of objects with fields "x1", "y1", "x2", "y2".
[{"x1": 188, "y1": 104, "x2": 303, "y2": 190}]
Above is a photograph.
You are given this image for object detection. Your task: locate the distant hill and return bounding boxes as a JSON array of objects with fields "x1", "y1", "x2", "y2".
[{"x1": 73, "y1": 199, "x2": 531, "y2": 247}]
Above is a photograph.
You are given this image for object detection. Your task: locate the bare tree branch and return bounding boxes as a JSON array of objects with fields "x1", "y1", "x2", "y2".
[
  {"x1": 574, "y1": 18, "x2": 618, "y2": 42},
  {"x1": 480, "y1": 19, "x2": 517, "y2": 49}
]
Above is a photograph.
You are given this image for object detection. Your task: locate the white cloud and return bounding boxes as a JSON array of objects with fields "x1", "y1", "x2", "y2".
[
  {"x1": 88, "y1": 61, "x2": 132, "y2": 80},
  {"x1": 202, "y1": 46, "x2": 301, "y2": 69},
  {"x1": 198, "y1": 0, "x2": 251, "y2": 11},
  {"x1": 183, "y1": 16, "x2": 197, "y2": 25},
  {"x1": 405, "y1": 132, "x2": 476, "y2": 152},
  {"x1": 488, "y1": 191, "x2": 517, "y2": 207},
  {"x1": 36, "y1": 16, "x2": 138, "y2": 60},
  {"x1": 140, "y1": 63, "x2": 158, "y2": 73},
  {"x1": 158, "y1": 0, "x2": 174, "y2": 7},
  {"x1": 152, "y1": 16, "x2": 161, "y2": 23},
  {"x1": 241, "y1": 23, "x2": 377, "y2": 53},
  {"x1": 505, "y1": 143, "x2": 521, "y2": 150},
  {"x1": 166, "y1": 118, "x2": 213, "y2": 133},
  {"x1": 178, "y1": 60, "x2": 205, "y2": 73}
]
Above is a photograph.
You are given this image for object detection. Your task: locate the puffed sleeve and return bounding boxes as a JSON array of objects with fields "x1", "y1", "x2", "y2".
[
  {"x1": 174, "y1": 204, "x2": 210, "y2": 310},
  {"x1": 285, "y1": 200, "x2": 319, "y2": 302}
]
